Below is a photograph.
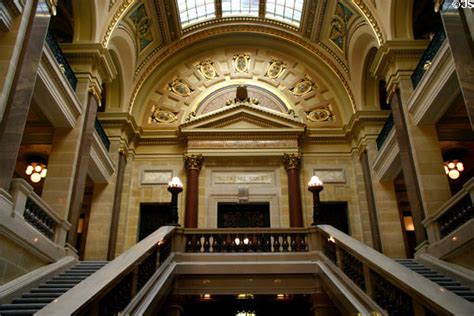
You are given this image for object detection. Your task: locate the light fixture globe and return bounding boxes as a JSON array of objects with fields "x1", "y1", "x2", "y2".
[
  {"x1": 30, "y1": 173, "x2": 42, "y2": 183},
  {"x1": 444, "y1": 159, "x2": 465, "y2": 180}
]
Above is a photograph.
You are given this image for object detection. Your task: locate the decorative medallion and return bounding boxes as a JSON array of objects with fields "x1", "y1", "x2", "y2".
[
  {"x1": 306, "y1": 106, "x2": 334, "y2": 122},
  {"x1": 233, "y1": 53, "x2": 250, "y2": 73},
  {"x1": 290, "y1": 75, "x2": 315, "y2": 96},
  {"x1": 265, "y1": 59, "x2": 286, "y2": 79},
  {"x1": 149, "y1": 105, "x2": 178, "y2": 124},
  {"x1": 168, "y1": 78, "x2": 194, "y2": 97},
  {"x1": 196, "y1": 60, "x2": 218, "y2": 80}
]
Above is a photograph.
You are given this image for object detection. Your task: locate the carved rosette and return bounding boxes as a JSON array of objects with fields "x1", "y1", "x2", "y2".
[
  {"x1": 184, "y1": 154, "x2": 204, "y2": 171},
  {"x1": 283, "y1": 153, "x2": 302, "y2": 170}
]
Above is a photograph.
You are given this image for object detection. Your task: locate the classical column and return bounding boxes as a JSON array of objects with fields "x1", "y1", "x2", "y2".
[
  {"x1": 107, "y1": 148, "x2": 127, "y2": 260},
  {"x1": 66, "y1": 89, "x2": 100, "y2": 249},
  {"x1": 390, "y1": 90, "x2": 426, "y2": 246},
  {"x1": 0, "y1": 1, "x2": 50, "y2": 190},
  {"x1": 283, "y1": 153, "x2": 303, "y2": 227},
  {"x1": 359, "y1": 149, "x2": 383, "y2": 252},
  {"x1": 439, "y1": 4, "x2": 474, "y2": 129},
  {"x1": 184, "y1": 154, "x2": 203, "y2": 228}
]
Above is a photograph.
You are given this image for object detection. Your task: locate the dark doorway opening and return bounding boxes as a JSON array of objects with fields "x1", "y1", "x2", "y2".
[
  {"x1": 218, "y1": 202, "x2": 270, "y2": 228},
  {"x1": 138, "y1": 203, "x2": 172, "y2": 241},
  {"x1": 320, "y1": 202, "x2": 350, "y2": 235}
]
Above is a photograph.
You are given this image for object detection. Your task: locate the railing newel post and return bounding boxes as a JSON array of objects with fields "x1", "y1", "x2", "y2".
[
  {"x1": 363, "y1": 263, "x2": 373, "y2": 298},
  {"x1": 335, "y1": 245, "x2": 343, "y2": 270}
]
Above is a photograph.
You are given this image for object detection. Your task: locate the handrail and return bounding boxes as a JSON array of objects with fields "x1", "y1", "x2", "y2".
[
  {"x1": 45, "y1": 32, "x2": 77, "y2": 90},
  {"x1": 94, "y1": 117, "x2": 111, "y2": 151},
  {"x1": 376, "y1": 113, "x2": 394, "y2": 150},
  {"x1": 411, "y1": 27, "x2": 446, "y2": 89},
  {"x1": 316, "y1": 225, "x2": 474, "y2": 315},
  {"x1": 183, "y1": 227, "x2": 310, "y2": 253},
  {"x1": 36, "y1": 226, "x2": 176, "y2": 316}
]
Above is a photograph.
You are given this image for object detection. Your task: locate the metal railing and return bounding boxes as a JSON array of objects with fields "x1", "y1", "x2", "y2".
[
  {"x1": 95, "y1": 118, "x2": 111, "y2": 151},
  {"x1": 376, "y1": 114, "x2": 394, "y2": 150},
  {"x1": 411, "y1": 27, "x2": 446, "y2": 89},
  {"x1": 45, "y1": 32, "x2": 77, "y2": 90}
]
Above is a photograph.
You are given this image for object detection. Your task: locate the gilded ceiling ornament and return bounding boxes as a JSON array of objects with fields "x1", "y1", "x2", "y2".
[
  {"x1": 196, "y1": 60, "x2": 218, "y2": 80},
  {"x1": 233, "y1": 53, "x2": 250, "y2": 73},
  {"x1": 226, "y1": 85, "x2": 259, "y2": 105},
  {"x1": 149, "y1": 105, "x2": 178, "y2": 124},
  {"x1": 283, "y1": 153, "x2": 302, "y2": 170},
  {"x1": 168, "y1": 78, "x2": 194, "y2": 97},
  {"x1": 306, "y1": 106, "x2": 334, "y2": 122},
  {"x1": 265, "y1": 59, "x2": 286, "y2": 79},
  {"x1": 290, "y1": 75, "x2": 316, "y2": 96},
  {"x1": 184, "y1": 111, "x2": 197, "y2": 122},
  {"x1": 184, "y1": 154, "x2": 204, "y2": 171}
]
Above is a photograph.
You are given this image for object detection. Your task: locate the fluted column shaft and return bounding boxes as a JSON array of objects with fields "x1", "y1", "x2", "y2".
[
  {"x1": 284, "y1": 153, "x2": 303, "y2": 227},
  {"x1": 184, "y1": 154, "x2": 203, "y2": 228}
]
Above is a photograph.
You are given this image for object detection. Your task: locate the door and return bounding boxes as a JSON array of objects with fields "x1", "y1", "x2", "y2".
[
  {"x1": 320, "y1": 202, "x2": 350, "y2": 234},
  {"x1": 138, "y1": 203, "x2": 172, "y2": 241},
  {"x1": 217, "y1": 202, "x2": 270, "y2": 228}
]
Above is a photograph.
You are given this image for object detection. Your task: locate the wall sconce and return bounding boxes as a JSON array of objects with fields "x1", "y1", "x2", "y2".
[
  {"x1": 25, "y1": 158, "x2": 47, "y2": 183},
  {"x1": 308, "y1": 175, "x2": 324, "y2": 225},
  {"x1": 444, "y1": 160, "x2": 464, "y2": 180}
]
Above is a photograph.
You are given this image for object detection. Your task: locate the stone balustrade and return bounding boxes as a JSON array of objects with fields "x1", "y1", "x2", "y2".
[{"x1": 9, "y1": 178, "x2": 69, "y2": 246}]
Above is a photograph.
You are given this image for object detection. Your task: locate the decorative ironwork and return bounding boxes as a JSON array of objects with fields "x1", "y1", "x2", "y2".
[
  {"x1": 376, "y1": 114, "x2": 394, "y2": 150},
  {"x1": 371, "y1": 270, "x2": 414, "y2": 316},
  {"x1": 438, "y1": 194, "x2": 473, "y2": 238},
  {"x1": 411, "y1": 27, "x2": 446, "y2": 89},
  {"x1": 45, "y1": 32, "x2": 77, "y2": 90},
  {"x1": 137, "y1": 247, "x2": 158, "y2": 292},
  {"x1": 98, "y1": 273, "x2": 133, "y2": 316},
  {"x1": 24, "y1": 198, "x2": 56, "y2": 240},
  {"x1": 184, "y1": 231, "x2": 308, "y2": 253},
  {"x1": 341, "y1": 248, "x2": 366, "y2": 291},
  {"x1": 95, "y1": 118, "x2": 111, "y2": 151}
]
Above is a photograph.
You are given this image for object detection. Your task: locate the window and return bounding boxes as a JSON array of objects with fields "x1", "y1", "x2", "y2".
[
  {"x1": 222, "y1": 0, "x2": 259, "y2": 17},
  {"x1": 177, "y1": 0, "x2": 216, "y2": 27},
  {"x1": 266, "y1": 0, "x2": 304, "y2": 26}
]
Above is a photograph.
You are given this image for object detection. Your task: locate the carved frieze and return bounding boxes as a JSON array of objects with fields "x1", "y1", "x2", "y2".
[
  {"x1": 233, "y1": 53, "x2": 250, "y2": 73},
  {"x1": 213, "y1": 172, "x2": 274, "y2": 185},
  {"x1": 184, "y1": 154, "x2": 204, "y2": 171},
  {"x1": 196, "y1": 60, "x2": 218, "y2": 80},
  {"x1": 265, "y1": 58, "x2": 286, "y2": 79},
  {"x1": 283, "y1": 153, "x2": 302, "y2": 170},
  {"x1": 141, "y1": 170, "x2": 173, "y2": 184},
  {"x1": 168, "y1": 78, "x2": 194, "y2": 97},
  {"x1": 290, "y1": 75, "x2": 315, "y2": 96}
]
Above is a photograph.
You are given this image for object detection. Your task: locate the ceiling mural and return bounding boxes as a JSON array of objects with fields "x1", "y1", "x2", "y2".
[
  {"x1": 329, "y1": 1, "x2": 354, "y2": 50},
  {"x1": 128, "y1": 3, "x2": 153, "y2": 51},
  {"x1": 141, "y1": 47, "x2": 343, "y2": 130}
]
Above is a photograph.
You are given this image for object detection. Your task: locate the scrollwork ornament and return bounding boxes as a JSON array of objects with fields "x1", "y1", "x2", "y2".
[
  {"x1": 290, "y1": 75, "x2": 315, "y2": 96},
  {"x1": 196, "y1": 60, "x2": 218, "y2": 80},
  {"x1": 233, "y1": 53, "x2": 250, "y2": 73},
  {"x1": 283, "y1": 153, "x2": 302, "y2": 170},
  {"x1": 266, "y1": 59, "x2": 286, "y2": 79},
  {"x1": 168, "y1": 78, "x2": 194, "y2": 97},
  {"x1": 184, "y1": 154, "x2": 204, "y2": 171}
]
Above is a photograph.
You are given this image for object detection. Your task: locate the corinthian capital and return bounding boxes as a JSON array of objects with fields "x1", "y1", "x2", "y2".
[
  {"x1": 184, "y1": 154, "x2": 203, "y2": 171},
  {"x1": 283, "y1": 153, "x2": 301, "y2": 170}
]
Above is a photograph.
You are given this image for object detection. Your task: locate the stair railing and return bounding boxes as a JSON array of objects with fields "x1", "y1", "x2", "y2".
[
  {"x1": 36, "y1": 226, "x2": 176, "y2": 316},
  {"x1": 316, "y1": 225, "x2": 474, "y2": 315}
]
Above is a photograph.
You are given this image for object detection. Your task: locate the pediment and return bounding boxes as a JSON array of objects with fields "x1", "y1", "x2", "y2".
[{"x1": 180, "y1": 103, "x2": 306, "y2": 132}]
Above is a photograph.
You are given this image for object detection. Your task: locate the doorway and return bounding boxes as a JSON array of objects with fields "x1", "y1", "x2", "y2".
[
  {"x1": 138, "y1": 203, "x2": 172, "y2": 241},
  {"x1": 320, "y1": 202, "x2": 350, "y2": 234},
  {"x1": 217, "y1": 202, "x2": 270, "y2": 228}
]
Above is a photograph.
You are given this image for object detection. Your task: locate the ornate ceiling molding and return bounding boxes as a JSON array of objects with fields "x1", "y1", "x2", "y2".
[
  {"x1": 128, "y1": 24, "x2": 356, "y2": 115},
  {"x1": 352, "y1": 0, "x2": 384, "y2": 45}
]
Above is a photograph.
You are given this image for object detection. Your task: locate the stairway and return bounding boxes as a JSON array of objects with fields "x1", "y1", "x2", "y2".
[
  {"x1": 396, "y1": 259, "x2": 474, "y2": 303},
  {"x1": 0, "y1": 261, "x2": 107, "y2": 315}
]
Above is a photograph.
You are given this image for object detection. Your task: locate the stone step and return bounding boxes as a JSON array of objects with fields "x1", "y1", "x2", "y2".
[
  {"x1": 30, "y1": 288, "x2": 69, "y2": 293},
  {"x1": 0, "y1": 310, "x2": 37, "y2": 315},
  {"x1": 38, "y1": 284, "x2": 75, "y2": 289},
  {"x1": 21, "y1": 293, "x2": 61, "y2": 299},
  {"x1": 12, "y1": 297, "x2": 55, "y2": 304},
  {"x1": 48, "y1": 278, "x2": 86, "y2": 283},
  {"x1": 0, "y1": 303, "x2": 47, "y2": 311}
]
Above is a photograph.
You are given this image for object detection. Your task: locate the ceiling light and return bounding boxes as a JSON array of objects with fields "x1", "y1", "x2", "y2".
[
  {"x1": 444, "y1": 160, "x2": 464, "y2": 180},
  {"x1": 25, "y1": 159, "x2": 48, "y2": 183}
]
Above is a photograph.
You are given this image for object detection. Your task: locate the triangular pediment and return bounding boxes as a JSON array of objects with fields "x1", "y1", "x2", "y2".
[{"x1": 180, "y1": 103, "x2": 306, "y2": 132}]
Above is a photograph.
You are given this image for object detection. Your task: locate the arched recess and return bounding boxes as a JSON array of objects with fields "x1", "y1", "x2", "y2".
[
  {"x1": 107, "y1": 26, "x2": 137, "y2": 111},
  {"x1": 347, "y1": 22, "x2": 379, "y2": 110},
  {"x1": 130, "y1": 32, "x2": 354, "y2": 126},
  {"x1": 390, "y1": 0, "x2": 414, "y2": 39},
  {"x1": 71, "y1": 0, "x2": 99, "y2": 42}
]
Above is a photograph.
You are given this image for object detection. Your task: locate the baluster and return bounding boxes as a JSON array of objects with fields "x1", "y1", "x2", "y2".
[
  {"x1": 282, "y1": 235, "x2": 289, "y2": 252},
  {"x1": 211, "y1": 235, "x2": 218, "y2": 253},
  {"x1": 195, "y1": 235, "x2": 202, "y2": 253},
  {"x1": 203, "y1": 235, "x2": 211, "y2": 252},
  {"x1": 264, "y1": 234, "x2": 271, "y2": 252},
  {"x1": 273, "y1": 234, "x2": 281, "y2": 252},
  {"x1": 300, "y1": 234, "x2": 307, "y2": 251},
  {"x1": 290, "y1": 234, "x2": 297, "y2": 252},
  {"x1": 256, "y1": 234, "x2": 263, "y2": 252},
  {"x1": 185, "y1": 236, "x2": 193, "y2": 252},
  {"x1": 251, "y1": 234, "x2": 257, "y2": 252}
]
